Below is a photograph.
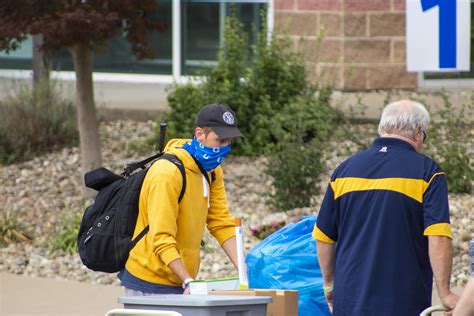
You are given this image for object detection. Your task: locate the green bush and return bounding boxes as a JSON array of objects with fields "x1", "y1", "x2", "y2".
[
  {"x1": 0, "y1": 80, "x2": 78, "y2": 164},
  {"x1": 264, "y1": 93, "x2": 341, "y2": 210},
  {"x1": 266, "y1": 140, "x2": 326, "y2": 210},
  {"x1": 159, "y1": 14, "x2": 341, "y2": 156},
  {"x1": 164, "y1": 83, "x2": 208, "y2": 142},
  {"x1": 47, "y1": 206, "x2": 82, "y2": 255},
  {"x1": 157, "y1": 13, "x2": 342, "y2": 210},
  {"x1": 425, "y1": 94, "x2": 473, "y2": 193}
]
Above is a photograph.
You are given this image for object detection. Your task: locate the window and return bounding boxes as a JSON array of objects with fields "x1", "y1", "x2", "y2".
[
  {"x1": 0, "y1": 37, "x2": 33, "y2": 70},
  {"x1": 52, "y1": 0, "x2": 173, "y2": 74},
  {"x1": 0, "y1": 0, "x2": 268, "y2": 78},
  {"x1": 182, "y1": 1, "x2": 265, "y2": 75}
]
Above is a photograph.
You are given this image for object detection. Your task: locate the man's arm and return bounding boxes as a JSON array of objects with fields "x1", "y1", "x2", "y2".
[
  {"x1": 167, "y1": 237, "x2": 238, "y2": 294},
  {"x1": 168, "y1": 258, "x2": 192, "y2": 283},
  {"x1": 316, "y1": 240, "x2": 336, "y2": 309},
  {"x1": 312, "y1": 182, "x2": 338, "y2": 309},
  {"x1": 428, "y1": 235, "x2": 459, "y2": 310},
  {"x1": 206, "y1": 168, "x2": 237, "y2": 247},
  {"x1": 168, "y1": 258, "x2": 192, "y2": 293},
  {"x1": 221, "y1": 236, "x2": 238, "y2": 269}
]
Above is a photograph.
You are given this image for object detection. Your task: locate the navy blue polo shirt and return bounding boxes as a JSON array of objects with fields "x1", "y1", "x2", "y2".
[{"x1": 313, "y1": 137, "x2": 452, "y2": 316}]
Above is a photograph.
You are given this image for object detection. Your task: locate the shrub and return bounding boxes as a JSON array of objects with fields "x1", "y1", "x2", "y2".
[
  {"x1": 0, "y1": 209, "x2": 31, "y2": 247},
  {"x1": 158, "y1": 14, "x2": 341, "y2": 156},
  {"x1": 47, "y1": 206, "x2": 82, "y2": 255},
  {"x1": 264, "y1": 93, "x2": 342, "y2": 210},
  {"x1": 157, "y1": 13, "x2": 342, "y2": 211},
  {"x1": 163, "y1": 83, "x2": 208, "y2": 141},
  {"x1": 425, "y1": 94, "x2": 473, "y2": 193},
  {"x1": 266, "y1": 140, "x2": 326, "y2": 210},
  {"x1": 0, "y1": 80, "x2": 78, "y2": 164}
]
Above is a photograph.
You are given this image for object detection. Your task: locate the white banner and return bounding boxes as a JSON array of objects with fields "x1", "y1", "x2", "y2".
[{"x1": 406, "y1": 0, "x2": 471, "y2": 72}]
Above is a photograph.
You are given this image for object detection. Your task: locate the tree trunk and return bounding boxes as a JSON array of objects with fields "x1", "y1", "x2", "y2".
[
  {"x1": 70, "y1": 43, "x2": 102, "y2": 197},
  {"x1": 32, "y1": 34, "x2": 49, "y2": 86}
]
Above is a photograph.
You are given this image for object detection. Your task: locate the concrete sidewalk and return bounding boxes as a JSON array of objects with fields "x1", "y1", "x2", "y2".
[
  {"x1": 0, "y1": 272, "x2": 123, "y2": 316},
  {"x1": 0, "y1": 272, "x2": 464, "y2": 315}
]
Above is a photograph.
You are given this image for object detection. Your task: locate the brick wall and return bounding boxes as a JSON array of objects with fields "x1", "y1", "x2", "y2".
[{"x1": 274, "y1": 0, "x2": 418, "y2": 90}]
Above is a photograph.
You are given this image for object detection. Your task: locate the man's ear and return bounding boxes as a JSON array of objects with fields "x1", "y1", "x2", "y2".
[
  {"x1": 414, "y1": 128, "x2": 423, "y2": 142},
  {"x1": 195, "y1": 127, "x2": 205, "y2": 142}
]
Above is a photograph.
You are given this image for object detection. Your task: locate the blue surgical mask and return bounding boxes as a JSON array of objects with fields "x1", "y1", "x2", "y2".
[{"x1": 183, "y1": 137, "x2": 231, "y2": 171}]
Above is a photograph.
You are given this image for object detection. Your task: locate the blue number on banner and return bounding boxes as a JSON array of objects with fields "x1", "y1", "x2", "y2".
[{"x1": 421, "y1": 0, "x2": 457, "y2": 68}]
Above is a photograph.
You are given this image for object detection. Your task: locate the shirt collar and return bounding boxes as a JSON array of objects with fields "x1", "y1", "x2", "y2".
[{"x1": 372, "y1": 137, "x2": 417, "y2": 152}]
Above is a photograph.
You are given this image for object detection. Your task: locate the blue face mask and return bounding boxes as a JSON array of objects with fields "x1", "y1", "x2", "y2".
[{"x1": 183, "y1": 137, "x2": 231, "y2": 171}]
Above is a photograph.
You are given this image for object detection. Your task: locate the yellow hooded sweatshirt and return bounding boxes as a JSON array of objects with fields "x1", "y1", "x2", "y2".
[{"x1": 125, "y1": 139, "x2": 236, "y2": 286}]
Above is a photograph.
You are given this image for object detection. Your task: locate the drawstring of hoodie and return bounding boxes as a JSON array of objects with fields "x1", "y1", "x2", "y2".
[{"x1": 202, "y1": 175, "x2": 210, "y2": 208}]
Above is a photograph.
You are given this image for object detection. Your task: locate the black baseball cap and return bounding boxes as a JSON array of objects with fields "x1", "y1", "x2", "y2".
[{"x1": 195, "y1": 104, "x2": 244, "y2": 139}]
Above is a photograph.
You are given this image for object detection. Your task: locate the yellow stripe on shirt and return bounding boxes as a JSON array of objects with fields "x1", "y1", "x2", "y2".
[
  {"x1": 423, "y1": 172, "x2": 445, "y2": 194},
  {"x1": 423, "y1": 223, "x2": 452, "y2": 239},
  {"x1": 330, "y1": 177, "x2": 428, "y2": 203},
  {"x1": 312, "y1": 226, "x2": 336, "y2": 244}
]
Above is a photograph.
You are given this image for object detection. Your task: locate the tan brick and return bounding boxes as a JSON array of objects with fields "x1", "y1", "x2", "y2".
[
  {"x1": 344, "y1": 66, "x2": 368, "y2": 89},
  {"x1": 370, "y1": 13, "x2": 405, "y2": 36},
  {"x1": 344, "y1": 39, "x2": 391, "y2": 63},
  {"x1": 298, "y1": 39, "x2": 342, "y2": 63},
  {"x1": 307, "y1": 64, "x2": 343, "y2": 88},
  {"x1": 344, "y1": 0, "x2": 390, "y2": 11},
  {"x1": 367, "y1": 66, "x2": 417, "y2": 89},
  {"x1": 393, "y1": 0, "x2": 405, "y2": 11},
  {"x1": 275, "y1": 0, "x2": 295, "y2": 10},
  {"x1": 275, "y1": 35, "x2": 300, "y2": 57},
  {"x1": 297, "y1": 0, "x2": 342, "y2": 11},
  {"x1": 275, "y1": 12, "x2": 318, "y2": 36},
  {"x1": 319, "y1": 65, "x2": 343, "y2": 88},
  {"x1": 393, "y1": 40, "x2": 406, "y2": 63},
  {"x1": 320, "y1": 13, "x2": 342, "y2": 37},
  {"x1": 306, "y1": 63, "x2": 319, "y2": 84},
  {"x1": 344, "y1": 13, "x2": 367, "y2": 37}
]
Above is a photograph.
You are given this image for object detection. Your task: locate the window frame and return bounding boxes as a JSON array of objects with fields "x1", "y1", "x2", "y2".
[{"x1": 0, "y1": 0, "x2": 273, "y2": 84}]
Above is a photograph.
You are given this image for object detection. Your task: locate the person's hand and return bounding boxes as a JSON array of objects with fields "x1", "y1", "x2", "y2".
[
  {"x1": 325, "y1": 290, "x2": 333, "y2": 312},
  {"x1": 323, "y1": 284, "x2": 334, "y2": 312},
  {"x1": 440, "y1": 291, "x2": 459, "y2": 311},
  {"x1": 181, "y1": 276, "x2": 194, "y2": 295}
]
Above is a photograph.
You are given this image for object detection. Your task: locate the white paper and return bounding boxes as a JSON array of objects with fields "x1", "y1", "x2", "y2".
[{"x1": 235, "y1": 225, "x2": 248, "y2": 287}]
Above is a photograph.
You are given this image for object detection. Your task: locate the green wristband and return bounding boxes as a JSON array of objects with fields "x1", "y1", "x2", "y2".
[{"x1": 323, "y1": 285, "x2": 334, "y2": 294}]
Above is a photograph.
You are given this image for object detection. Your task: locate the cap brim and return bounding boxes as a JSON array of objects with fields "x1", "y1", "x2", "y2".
[{"x1": 212, "y1": 126, "x2": 244, "y2": 139}]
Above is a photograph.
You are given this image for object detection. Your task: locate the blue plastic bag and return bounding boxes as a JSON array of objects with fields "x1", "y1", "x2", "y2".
[{"x1": 246, "y1": 216, "x2": 331, "y2": 316}]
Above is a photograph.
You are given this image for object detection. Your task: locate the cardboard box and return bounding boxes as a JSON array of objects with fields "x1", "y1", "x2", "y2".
[{"x1": 210, "y1": 289, "x2": 298, "y2": 316}]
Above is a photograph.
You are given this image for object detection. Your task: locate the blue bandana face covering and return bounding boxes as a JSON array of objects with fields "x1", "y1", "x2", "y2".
[{"x1": 183, "y1": 137, "x2": 231, "y2": 171}]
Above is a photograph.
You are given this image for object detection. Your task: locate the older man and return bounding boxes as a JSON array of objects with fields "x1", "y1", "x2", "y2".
[{"x1": 313, "y1": 100, "x2": 459, "y2": 315}]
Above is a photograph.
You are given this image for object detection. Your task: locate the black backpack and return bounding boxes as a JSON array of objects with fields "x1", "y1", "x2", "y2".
[{"x1": 77, "y1": 153, "x2": 186, "y2": 273}]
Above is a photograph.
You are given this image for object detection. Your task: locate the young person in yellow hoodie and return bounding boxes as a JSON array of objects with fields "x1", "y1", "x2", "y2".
[{"x1": 118, "y1": 103, "x2": 244, "y2": 295}]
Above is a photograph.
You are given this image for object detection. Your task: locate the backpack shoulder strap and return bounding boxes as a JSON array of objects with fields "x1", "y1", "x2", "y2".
[
  {"x1": 190, "y1": 156, "x2": 212, "y2": 185},
  {"x1": 160, "y1": 153, "x2": 186, "y2": 203},
  {"x1": 131, "y1": 153, "x2": 187, "y2": 248}
]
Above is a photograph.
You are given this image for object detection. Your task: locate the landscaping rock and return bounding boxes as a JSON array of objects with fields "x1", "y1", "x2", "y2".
[{"x1": 0, "y1": 120, "x2": 471, "y2": 288}]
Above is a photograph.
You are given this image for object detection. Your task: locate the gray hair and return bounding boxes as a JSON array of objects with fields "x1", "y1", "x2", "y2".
[{"x1": 378, "y1": 100, "x2": 430, "y2": 137}]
